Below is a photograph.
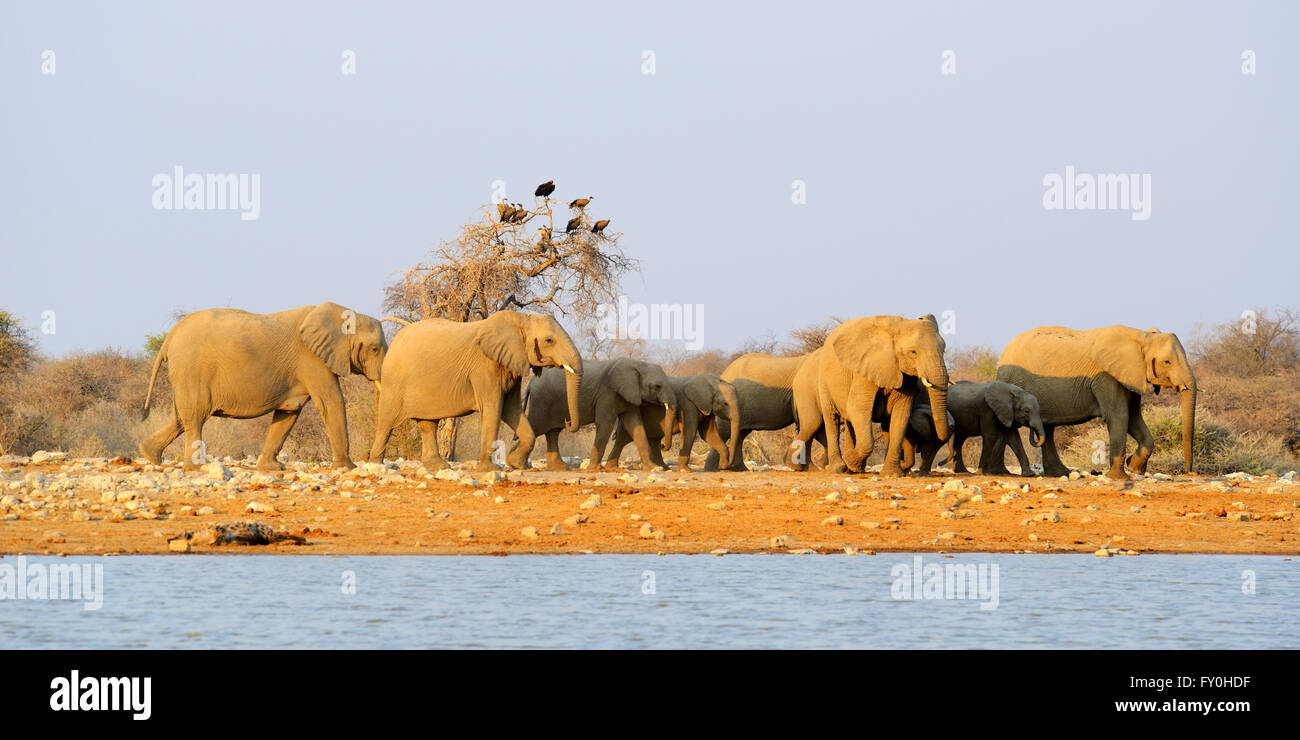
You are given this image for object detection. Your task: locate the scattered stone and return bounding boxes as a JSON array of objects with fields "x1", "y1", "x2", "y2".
[
  {"x1": 520, "y1": 526, "x2": 540, "y2": 539},
  {"x1": 458, "y1": 529, "x2": 474, "y2": 539},
  {"x1": 770, "y1": 535, "x2": 795, "y2": 548},
  {"x1": 639, "y1": 523, "x2": 666, "y2": 540},
  {"x1": 821, "y1": 515, "x2": 843, "y2": 526}
]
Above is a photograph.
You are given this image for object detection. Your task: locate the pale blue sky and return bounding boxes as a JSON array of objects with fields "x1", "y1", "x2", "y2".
[{"x1": 2, "y1": 1, "x2": 1295, "y2": 356}]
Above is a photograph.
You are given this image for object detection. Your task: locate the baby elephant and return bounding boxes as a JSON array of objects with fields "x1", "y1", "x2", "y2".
[
  {"x1": 877, "y1": 399, "x2": 955, "y2": 475},
  {"x1": 948, "y1": 381, "x2": 1045, "y2": 475}
]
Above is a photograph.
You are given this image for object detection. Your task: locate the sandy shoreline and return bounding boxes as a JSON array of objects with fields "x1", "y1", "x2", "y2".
[{"x1": 0, "y1": 455, "x2": 1296, "y2": 556}]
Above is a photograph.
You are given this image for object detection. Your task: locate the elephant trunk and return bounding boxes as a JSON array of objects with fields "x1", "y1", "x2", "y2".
[
  {"x1": 925, "y1": 385, "x2": 950, "y2": 442},
  {"x1": 720, "y1": 382, "x2": 741, "y2": 469},
  {"x1": 660, "y1": 399, "x2": 675, "y2": 448},
  {"x1": 564, "y1": 368, "x2": 582, "y2": 434},
  {"x1": 1029, "y1": 419, "x2": 1044, "y2": 447},
  {"x1": 1181, "y1": 383, "x2": 1197, "y2": 474}
]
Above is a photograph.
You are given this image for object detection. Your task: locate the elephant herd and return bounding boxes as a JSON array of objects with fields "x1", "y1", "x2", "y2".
[{"x1": 139, "y1": 303, "x2": 1198, "y2": 481}]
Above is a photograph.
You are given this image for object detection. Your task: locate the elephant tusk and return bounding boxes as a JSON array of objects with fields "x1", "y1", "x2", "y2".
[
  {"x1": 373, "y1": 380, "x2": 382, "y2": 393},
  {"x1": 563, "y1": 364, "x2": 577, "y2": 374},
  {"x1": 921, "y1": 377, "x2": 934, "y2": 388}
]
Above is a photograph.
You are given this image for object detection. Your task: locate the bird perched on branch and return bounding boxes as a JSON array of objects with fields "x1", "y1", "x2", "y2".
[
  {"x1": 496, "y1": 202, "x2": 509, "y2": 220},
  {"x1": 592, "y1": 219, "x2": 610, "y2": 234},
  {"x1": 499, "y1": 203, "x2": 517, "y2": 223},
  {"x1": 536, "y1": 226, "x2": 552, "y2": 250},
  {"x1": 568, "y1": 196, "x2": 592, "y2": 210},
  {"x1": 509, "y1": 203, "x2": 528, "y2": 223},
  {"x1": 565, "y1": 216, "x2": 582, "y2": 233},
  {"x1": 535, "y1": 180, "x2": 555, "y2": 198}
]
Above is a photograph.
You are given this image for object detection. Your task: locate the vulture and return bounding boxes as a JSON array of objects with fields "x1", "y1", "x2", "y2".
[
  {"x1": 535, "y1": 180, "x2": 556, "y2": 198},
  {"x1": 499, "y1": 204, "x2": 517, "y2": 223},
  {"x1": 510, "y1": 203, "x2": 528, "y2": 223},
  {"x1": 568, "y1": 196, "x2": 592, "y2": 210},
  {"x1": 591, "y1": 219, "x2": 610, "y2": 234},
  {"x1": 565, "y1": 216, "x2": 582, "y2": 233},
  {"x1": 537, "y1": 226, "x2": 552, "y2": 245},
  {"x1": 496, "y1": 202, "x2": 509, "y2": 220}
]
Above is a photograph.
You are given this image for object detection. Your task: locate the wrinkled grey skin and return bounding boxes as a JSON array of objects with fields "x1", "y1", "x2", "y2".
[
  {"x1": 609, "y1": 374, "x2": 741, "y2": 471},
  {"x1": 140, "y1": 302, "x2": 387, "y2": 471},
  {"x1": 704, "y1": 353, "x2": 817, "y2": 471},
  {"x1": 512, "y1": 358, "x2": 675, "y2": 471},
  {"x1": 947, "y1": 380, "x2": 1046, "y2": 475}
]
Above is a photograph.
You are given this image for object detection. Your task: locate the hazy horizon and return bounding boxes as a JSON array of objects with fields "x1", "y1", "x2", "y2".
[{"x1": 3, "y1": 1, "x2": 1296, "y2": 358}]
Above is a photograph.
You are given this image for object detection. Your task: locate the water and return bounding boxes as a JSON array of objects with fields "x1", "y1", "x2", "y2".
[{"x1": 0, "y1": 554, "x2": 1295, "y2": 649}]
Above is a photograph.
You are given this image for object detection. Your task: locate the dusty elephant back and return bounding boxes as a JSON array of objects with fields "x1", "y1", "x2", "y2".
[
  {"x1": 722, "y1": 353, "x2": 806, "y2": 387},
  {"x1": 379, "y1": 318, "x2": 484, "y2": 417},
  {"x1": 996, "y1": 326, "x2": 1106, "y2": 424},
  {"x1": 164, "y1": 308, "x2": 299, "y2": 411}
]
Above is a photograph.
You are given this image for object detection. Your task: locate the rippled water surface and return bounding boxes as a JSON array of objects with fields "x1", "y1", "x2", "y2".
[{"x1": 0, "y1": 554, "x2": 1295, "y2": 649}]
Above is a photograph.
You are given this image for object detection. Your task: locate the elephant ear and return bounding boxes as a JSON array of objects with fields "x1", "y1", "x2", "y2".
[
  {"x1": 476, "y1": 322, "x2": 530, "y2": 378},
  {"x1": 299, "y1": 302, "x2": 353, "y2": 377},
  {"x1": 828, "y1": 317, "x2": 903, "y2": 389},
  {"x1": 1090, "y1": 328, "x2": 1149, "y2": 394},
  {"x1": 609, "y1": 361, "x2": 642, "y2": 406},
  {"x1": 985, "y1": 383, "x2": 1016, "y2": 427},
  {"x1": 683, "y1": 376, "x2": 714, "y2": 416}
]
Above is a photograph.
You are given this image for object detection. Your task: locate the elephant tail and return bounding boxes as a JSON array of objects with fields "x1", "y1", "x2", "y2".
[
  {"x1": 379, "y1": 316, "x2": 412, "y2": 327},
  {"x1": 141, "y1": 334, "x2": 170, "y2": 421}
]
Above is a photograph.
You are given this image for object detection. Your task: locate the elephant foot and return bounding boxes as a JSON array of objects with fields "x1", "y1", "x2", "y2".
[
  {"x1": 1104, "y1": 466, "x2": 1130, "y2": 481},
  {"x1": 600, "y1": 461, "x2": 622, "y2": 472},
  {"x1": 505, "y1": 453, "x2": 529, "y2": 470},
  {"x1": 1041, "y1": 463, "x2": 1071, "y2": 478},
  {"x1": 475, "y1": 460, "x2": 500, "y2": 473},
  {"x1": 1125, "y1": 453, "x2": 1150, "y2": 475},
  {"x1": 985, "y1": 464, "x2": 1012, "y2": 476},
  {"x1": 826, "y1": 460, "x2": 848, "y2": 474},
  {"x1": 879, "y1": 462, "x2": 905, "y2": 478},
  {"x1": 545, "y1": 460, "x2": 571, "y2": 472},
  {"x1": 138, "y1": 444, "x2": 162, "y2": 466},
  {"x1": 332, "y1": 459, "x2": 356, "y2": 471},
  {"x1": 676, "y1": 457, "x2": 692, "y2": 473},
  {"x1": 421, "y1": 457, "x2": 448, "y2": 472},
  {"x1": 256, "y1": 457, "x2": 285, "y2": 472}
]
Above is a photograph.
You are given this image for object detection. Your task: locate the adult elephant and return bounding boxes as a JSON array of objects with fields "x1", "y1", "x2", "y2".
[
  {"x1": 368, "y1": 311, "x2": 582, "y2": 471},
  {"x1": 874, "y1": 383, "x2": 955, "y2": 475},
  {"x1": 996, "y1": 325, "x2": 1196, "y2": 479},
  {"x1": 703, "y1": 353, "x2": 816, "y2": 471},
  {"x1": 139, "y1": 302, "x2": 387, "y2": 471},
  {"x1": 608, "y1": 374, "x2": 741, "y2": 471},
  {"x1": 509, "y1": 358, "x2": 675, "y2": 471},
  {"x1": 791, "y1": 315, "x2": 950, "y2": 476},
  {"x1": 947, "y1": 380, "x2": 1045, "y2": 475}
]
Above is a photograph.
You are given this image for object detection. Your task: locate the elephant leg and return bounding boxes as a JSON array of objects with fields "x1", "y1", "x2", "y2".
[
  {"x1": 981, "y1": 419, "x2": 1012, "y2": 475},
  {"x1": 591, "y1": 416, "x2": 616, "y2": 471},
  {"x1": 698, "y1": 417, "x2": 727, "y2": 473},
  {"x1": 730, "y1": 430, "x2": 754, "y2": 471},
  {"x1": 501, "y1": 387, "x2": 532, "y2": 470},
  {"x1": 877, "y1": 394, "x2": 910, "y2": 477},
  {"x1": 417, "y1": 420, "x2": 448, "y2": 471},
  {"x1": 180, "y1": 410, "x2": 208, "y2": 472},
  {"x1": 1006, "y1": 428, "x2": 1034, "y2": 476},
  {"x1": 607, "y1": 424, "x2": 633, "y2": 467},
  {"x1": 619, "y1": 408, "x2": 659, "y2": 471},
  {"x1": 475, "y1": 393, "x2": 505, "y2": 472},
  {"x1": 1102, "y1": 405, "x2": 1131, "y2": 480},
  {"x1": 257, "y1": 409, "x2": 301, "y2": 471},
  {"x1": 1038, "y1": 425, "x2": 1070, "y2": 477},
  {"x1": 367, "y1": 391, "x2": 402, "y2": 464},
  {"x1": 306, "y1": 378, "x2": 353, "y2": 470},
  {"x1": 1125, "y1": 396, "x2": 1154, "y2": 475},
  {"x1": 140, "y1": 408, "x2": 183, "y2": 465},
  {"x1": 917, "y1": 442, "x2": 938, "y2": 475},
  {"x1": 951, "y1": 435, "x2": 969, "y2": 474},
  {"x1": 543, "y1": 430, "x2": 568, "y2": 471}
]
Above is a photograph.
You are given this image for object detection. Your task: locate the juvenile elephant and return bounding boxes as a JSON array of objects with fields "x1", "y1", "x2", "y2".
[
  {"x1": 510, "y1": 358, "x2": 674, "y2": 471},
  {"x1": 875, "y1": 388, "x2": 955, "y2": 475},
  {"x1": 947, "y1": 380, "x2": 1045, "y2": 475},
  {"x1": 997, "y1": 325, "x2": 1197, "y2": 479},
  {"x1": 139, "y1": 302, "x2": 387, "y2": 471},
  {"x1": 368, "y1": 311, "x2": 582, "y2": 472},
  {"x1": 792, "y1": 315, "x2": 950, "y2": 476},
  {"x1": 608, "y1": 374, "x2": 741, "y2": 471},
  {"x1": 703, "y1": 353, "x2": 817, "y2": 471}
]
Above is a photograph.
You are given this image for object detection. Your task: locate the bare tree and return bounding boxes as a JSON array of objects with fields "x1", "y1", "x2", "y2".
[{"x1": 381, "y1": 189, "x2": 638, "y2": 458}]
